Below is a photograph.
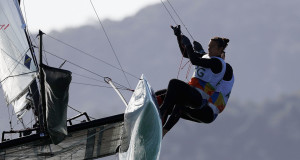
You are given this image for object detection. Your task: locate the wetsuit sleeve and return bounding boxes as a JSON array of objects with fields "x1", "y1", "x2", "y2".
[
  {"x1": 186, "y1": 45, "x2": 223, "y2": 74},
  {"x1": 176, "y1": 36, "x2": 188, "y2": 58},
  {"x1": 223, "y1": 63, "x2": 233, "y2": 81},
  {"x1": 177, "y1": 36, "x2": 205, "y2": 59}
]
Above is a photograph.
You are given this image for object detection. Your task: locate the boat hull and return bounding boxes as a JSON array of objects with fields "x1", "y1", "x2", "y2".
[{"x1": 0, "y1": 114, "x2": 124, "y2": 160}]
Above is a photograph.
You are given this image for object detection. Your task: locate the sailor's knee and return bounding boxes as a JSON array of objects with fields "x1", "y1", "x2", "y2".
[{"x1": 169, "y1": 79, "x2": 182, "y2": 86}]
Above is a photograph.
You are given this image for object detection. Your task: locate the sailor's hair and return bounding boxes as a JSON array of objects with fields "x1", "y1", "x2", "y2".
[{"x1": 211, "y1": 37, "x2": 230, "y2": 50}]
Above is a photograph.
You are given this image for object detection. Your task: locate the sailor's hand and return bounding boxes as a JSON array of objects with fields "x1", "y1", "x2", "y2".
[
  {"x1": 171, "y1": 25, "x2": 181, "y2": 36},
  {"x1": 193, "y1": 41, "x2": 205, "y2": 53}
]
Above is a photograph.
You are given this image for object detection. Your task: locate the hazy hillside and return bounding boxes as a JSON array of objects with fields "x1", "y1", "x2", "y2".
[
  {"x1": 160, "y1": 92, "x2": 300, "y2": 160},
  {"x1": 1, "y1": 0, "x2": 299, "y2": 159},
  {"x1": 45, "y1": 0, "x2": 300, "y2": 159},
  {"x1": 39, "y1": 0, "x2": 300, "y2": 105},
  {"x1": 43, "y1": 0, "x2": 300, "y2": 159}
]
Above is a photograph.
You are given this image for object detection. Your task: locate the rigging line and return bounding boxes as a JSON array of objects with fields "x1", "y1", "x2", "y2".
[
  {"x1": 43, "y1": 50, "x2": 105, "y2": 78},
  {"x1": 160, "y1": 0, "x2": 178, "y2": 25},
  {"x1": 43, "y1": 50, "x2": 132, "y2": 91},
  {"x1": 177, "y1": 56, "x2": 184, "y2": 79},
  {"x1": 5, "y1": 87, "x2": 40, "y2": 130},
  {"x1": 10, "y1": 107, "x2": 15, "y2": 131},
  {"x1": 175, "y1": 45, "x2": 188, "y2": 79},
  {"x1": 71, "y1": 82, "x2": 128, "y2": 90},
  {"x1": 6, "y1": 105, "x2": 13, "y2": 130},
  {"x1": 25, "y1": 116, "x2": 35, "y2": 127},
  {"x1": 0, "y1": 47, "x2": 33, "y2": 85},
  {"x1": 0, "y1": 33, "x2": 31, "y2": 69},
  {"x1": 68, "y1": 105, "x2": 96, "y2": 120},
  {"x1": 72, "y1": 81, "x2": 128, "y2": 91},
  {"x1": 22, "y1": 0, "x2": 39, "y2": 62},
  {"x1": 186, "y1": 63, "x2": 192, "y2": 81},
  {"x1": 73, "y1": 68, "x2": 131, "y2": 88},
  {"x1": 90, "y1": 0, "x2": 132, "y2": 89},
  {"x1": 160, "y1": 0, "x2": 195, "y2": 80},
  {"x1": 27, "y1": 30, "x2": 39, "y2": 50},
  {"x1": 14, "y1": 107, "x2": 29, "y2": 119},
  {"x1": 72, "y1": 72, "x2": 106, "y2": 84},
  {"x1": 73, "y1": 72, "x2": 131, "y2": 90},
  {"x1": 166, "y1": 0, "x2": 195, "y2": 41},
  {"x1": 22, "y1": 0, "x2": 28, "y2": 25},
  {"x1": 0, "y1": 71, "x2": 37, "y2": 84},
  {"x1": 40, "y1": 37, "x2": 49, "y2": 65},
  {"x1": 45, "y1": 34, "x2": 139, "y2": 80},
  {"x1": 64, "y1": 123, "x2": 119, "y2": 159},
  {"x1": 181, "y1": 60, "x2": 190, "y2": 69},
  {"x1": 160, "y1": 0, "x2": 187, "y2": 79},
  {"x1": 30, "y1": 112, "x2": 34, "y2": 128}
]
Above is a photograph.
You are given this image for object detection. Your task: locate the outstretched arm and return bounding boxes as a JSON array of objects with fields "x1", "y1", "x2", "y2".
[
  {"x1": 171, "y1": 25, "x2": 189, "y2": 58},
  {"x1": 176, "y1": 35, "x2": 189, "y2": 58},
  {"x1": 181, "y1": 35, "x2": 223, "y2": 74}
]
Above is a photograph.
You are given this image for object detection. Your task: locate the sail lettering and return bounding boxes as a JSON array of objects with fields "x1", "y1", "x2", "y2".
[{"x1": 0, "y1": 24, "x2": 9, "y2": 30}]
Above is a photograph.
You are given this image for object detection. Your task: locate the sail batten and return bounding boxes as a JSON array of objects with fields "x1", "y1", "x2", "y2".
[{"x1": 0, "y1": 0, "x2": 36, "y2": 117}]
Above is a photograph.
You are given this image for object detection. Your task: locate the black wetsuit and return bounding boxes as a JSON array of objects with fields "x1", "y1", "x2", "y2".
[{"x1": 158, "y1": 62, "x2": 233, "y2": 131}]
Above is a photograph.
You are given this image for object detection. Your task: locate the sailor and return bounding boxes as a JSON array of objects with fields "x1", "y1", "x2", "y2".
[{"x1": 159, "y1": 25, "x2": 234, "y2": 137}]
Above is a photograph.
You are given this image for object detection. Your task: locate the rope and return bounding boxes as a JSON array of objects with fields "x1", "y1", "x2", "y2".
[
  {"x1": 0, "y1": 71, "x2": 37, "y2": 84},
  {"x1": 71, "y1": 82, "x2": 128, "y2": 91},
  {"x1": 68, "y1": 105, "x2": 96, "y2": 120},
  {"x1": 186, "y1": 63, "x2": 192, "y2": 82},
  {"x1": 0, "y1": 47, "x2": 32, "y2": 85},
  {"x1": 45, "y1": 34, "x2": 139, "y2": 80},
  {"x1": 72, "y1": 72, "x2": 107, "y2": 84},
  {"x1": 166, "y1": 0, "x2": 195, "y2": 41},
  {"x1": 90, "y1": 0, "x2": 132, "y2": 89},
  {"x1": 177, "y1": 56, "x2": 183, "y2": 79},
  {"x1": 160, "y1": 0, "x2": 178, "y2": 25},
  {"x1": 160, "y1": 0, "x2": 195, "y2": 79},
  {"x1": 43, "y1": 49, "x2": 132, "y2": 92}
]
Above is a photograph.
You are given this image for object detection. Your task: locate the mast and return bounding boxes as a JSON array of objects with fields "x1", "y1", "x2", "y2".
[
  {"x1": 38, "y1": 30, "x2": 46, "y2": 135},
  {"x1": 19, "y1": 0, "x2": 40, "y2": 125}
]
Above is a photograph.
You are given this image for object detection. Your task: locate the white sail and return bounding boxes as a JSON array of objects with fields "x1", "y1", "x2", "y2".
[
  {"x1": 119, "y1": 75, "x2": 162, "y2": 160},
  {"x1": 0, "y1": 0, "x2": 36, "y2": 117}
]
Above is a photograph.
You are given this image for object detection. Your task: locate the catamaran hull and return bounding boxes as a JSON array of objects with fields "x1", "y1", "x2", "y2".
[{"x1": 0, "y1": 114, "x2": 124, "y2": 160}]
